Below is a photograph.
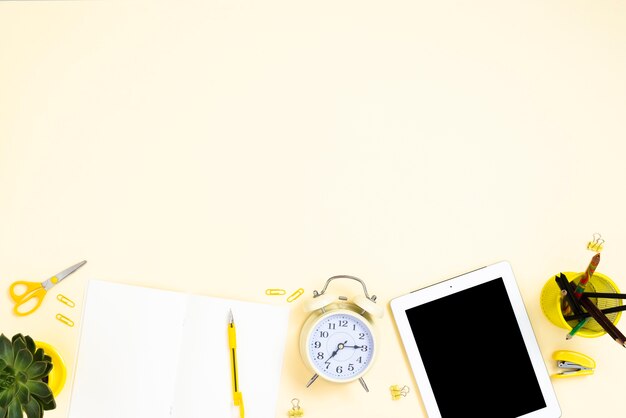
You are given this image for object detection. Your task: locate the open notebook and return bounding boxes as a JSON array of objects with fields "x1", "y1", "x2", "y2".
[{"x1": 67, "y1": 280, "x2": 290, "y2": 418}]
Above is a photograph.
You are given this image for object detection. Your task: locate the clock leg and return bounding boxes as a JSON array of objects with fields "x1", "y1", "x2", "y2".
[
  {"x1": 306, "y1": 373, "x2": 319, "y2": 388},
  {"x1": 358, "y1": 377, "x2": 369, "y2": 392}
]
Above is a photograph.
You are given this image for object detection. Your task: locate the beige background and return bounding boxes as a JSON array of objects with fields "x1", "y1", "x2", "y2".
[{"x1": 1, "y1": 1, "x2": 626, "y2": 417}]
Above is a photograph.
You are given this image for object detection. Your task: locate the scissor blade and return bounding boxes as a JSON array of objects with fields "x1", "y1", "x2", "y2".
[{"x1": 55, "y1": 260, "x2": 87, "y2": 282}]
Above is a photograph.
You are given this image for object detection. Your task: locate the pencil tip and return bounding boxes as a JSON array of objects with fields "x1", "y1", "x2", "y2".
[{"x1": 566, "y1": 335, "x2": 572, "y2": 340}]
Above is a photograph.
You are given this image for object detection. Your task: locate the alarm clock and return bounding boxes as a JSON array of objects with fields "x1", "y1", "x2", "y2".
[{"x1": 299, "y1": 275, "x2": 383, "y2": 392}]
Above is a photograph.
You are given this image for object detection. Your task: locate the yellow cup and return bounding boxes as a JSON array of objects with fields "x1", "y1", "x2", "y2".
[
  {"x1": 540, "y1": 271, "x2": 623, "y2": 338},
  {"x1": 35, "y1": 341, "x2": 67, "y2": 397}
]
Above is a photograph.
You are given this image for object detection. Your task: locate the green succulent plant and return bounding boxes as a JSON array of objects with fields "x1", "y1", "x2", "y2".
[{"x1": 0, "y1": 334, "x2": 56, "y2": 418}]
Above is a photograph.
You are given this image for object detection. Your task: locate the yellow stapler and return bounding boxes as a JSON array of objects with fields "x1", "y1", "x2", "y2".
[{"x1": 552, "y1": 350, "x2": 595, "y2": 378}]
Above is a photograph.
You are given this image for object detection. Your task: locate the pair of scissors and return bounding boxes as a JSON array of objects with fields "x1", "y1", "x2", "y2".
[{"x1": 9, "y1": 260, "x2": 87, "y2": 316}]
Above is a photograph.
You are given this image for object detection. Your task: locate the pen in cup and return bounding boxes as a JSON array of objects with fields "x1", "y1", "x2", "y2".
[
  {"x1": 563, "y1": 304, "x2": 626, "y2": 321},
  {"x1": 572, "y1": 253, "x2": 601, "y2": 300},
  {"x1": 578, "y1": 295, "x2": 626, "y2": 348},
  {"x1": 566, "y1": 317, "x2": 590, "y2": 340}
]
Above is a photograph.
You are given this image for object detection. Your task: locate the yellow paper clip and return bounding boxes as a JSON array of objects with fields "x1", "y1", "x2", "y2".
[
  {"x1": 265, "y1": 288, "x2": 286, "y2": 296},
  {"x1": 265, "y1": 289, "x2": 287, "y2": 296},
  {"x1": 287, "y1": 288, "x2": 304, "y2": 303},
  {"x1": 57, "y1": 294, "x2": 76, "y2": 308},
  {"x1": 587, "y1": 233, "x2": 604, "y2": 252},
  {"x1": 552, "y1": 350, "x2": 595, "y2": 378},
  {"x1": 390, "y1": 385, "x2": 410, "y2": 400},
  {"x1": 56, "y1": 314, "x2": 75, "y2": 327},
  {"x1": 288, "y1": 398, "x2": 304, "y2": 417}
]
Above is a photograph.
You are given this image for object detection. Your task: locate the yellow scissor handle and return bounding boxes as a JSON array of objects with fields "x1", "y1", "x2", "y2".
[{"x1": 9, "y1": 281, "x2": 47, "y2": 316}]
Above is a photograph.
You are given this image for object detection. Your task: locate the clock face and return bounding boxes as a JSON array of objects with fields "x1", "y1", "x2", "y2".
[{"x1": 307, "y1": 311, "x2": 375, "y2": 381}]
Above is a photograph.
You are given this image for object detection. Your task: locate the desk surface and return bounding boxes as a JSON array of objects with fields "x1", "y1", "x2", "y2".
[{"x1": 1, "y1": 1, "x2": 626, "y2": 417}]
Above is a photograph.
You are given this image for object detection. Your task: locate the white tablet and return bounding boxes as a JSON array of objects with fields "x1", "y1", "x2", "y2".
[{"x1": 390, "y1": 261, "x2": 561, "y2": 418}]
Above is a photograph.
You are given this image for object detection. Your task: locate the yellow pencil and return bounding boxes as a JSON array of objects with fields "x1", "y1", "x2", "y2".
[{"x1": 228, "y1": 309, "x2": 245, "y2": 418}]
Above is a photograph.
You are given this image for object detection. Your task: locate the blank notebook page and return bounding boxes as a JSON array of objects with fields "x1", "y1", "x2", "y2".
[{"x1": 68, "y1": 280, "x2": 290, "y2": 418}]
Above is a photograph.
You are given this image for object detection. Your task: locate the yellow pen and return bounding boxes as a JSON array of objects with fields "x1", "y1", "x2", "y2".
[{"x1": 228, "y1": 309, "x2": 245, "y2": 418}]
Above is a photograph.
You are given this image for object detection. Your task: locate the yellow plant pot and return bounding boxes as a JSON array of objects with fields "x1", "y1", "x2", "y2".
[{"x1": 34, "y1": 341, "x2": 67, "y2": 397}]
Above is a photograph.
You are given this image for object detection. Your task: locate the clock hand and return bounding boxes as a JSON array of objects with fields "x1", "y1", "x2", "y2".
[
  {"x1": 327, "y1": 341, "x2": 348, "y2": 360},
  {"x1": 343, "y1": 345, "x2": 365, "y2": 349}
]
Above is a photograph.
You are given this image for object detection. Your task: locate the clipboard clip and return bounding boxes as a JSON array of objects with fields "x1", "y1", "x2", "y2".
[{"x1": 552, "y1": 350, "x2": 595, "y2": 378}]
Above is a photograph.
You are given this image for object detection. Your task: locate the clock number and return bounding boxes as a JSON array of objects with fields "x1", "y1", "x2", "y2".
[
  {"x1": 348, "y1": 364, "x2": 354, "y2": 371},
  {"x1": 325, "y1": 361, "x2": 331, "y2": 370},
  {"x1": 317, "y1": 352, "x2": 324, "y2": 360},
  {"x1": 328, "y1": 323, "x2": 336, "y2": 330},
  {"x1": 339, "y1": 320, "x2": 348, "y2": 327},
  {"x1": 314, "y1": 341, "x2": 321, "y2": 349},
  {"x1": 361, "y1": 345, "x2": 368, "y2": 352},
  {"x1": 357, "y1": 356, "x2": 362, "y2": 363},
  {"x1": 336, "y1": 366, "x2": 343, "y2": 374},
  {"x1": 352, "y1": 324, "x2": 356, "y2": 330},
  {"x1": 358, "y1": 333, "x2": 365, "y2": 339},
  {"x1": 319, "y1": 331, "x2": 329, "y2": 338}
]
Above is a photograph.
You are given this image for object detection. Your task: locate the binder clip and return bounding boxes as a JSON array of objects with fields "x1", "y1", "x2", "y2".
[
  {"x1": 390, "y1": 384, "x2": 410, "y2": 400},
  {"x1": 552, "y1": 350, "x2": 595, "y2": 378},
  {"x1": 587, "y1": 233, "x2": 604, "y2": 253},
  {"x1": 288, "y1": 398, "x2": 304, "y2": 417}
]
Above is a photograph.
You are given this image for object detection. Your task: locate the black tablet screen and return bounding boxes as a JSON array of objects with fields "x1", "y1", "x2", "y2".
[{"x1": 406, "y1": 277, "x2": 546, "y2": 417}]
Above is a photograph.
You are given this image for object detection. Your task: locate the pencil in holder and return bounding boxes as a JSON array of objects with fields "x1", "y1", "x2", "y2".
[{"x1": 540, "y1": 271, "x2": 622, "y2": 338}]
